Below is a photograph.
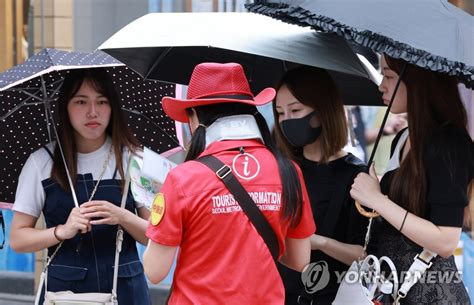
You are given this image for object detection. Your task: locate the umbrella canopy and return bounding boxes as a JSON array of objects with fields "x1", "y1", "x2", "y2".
[
  {"x1": 0, "y1": 48, "x2": 179, "y2": 204},
  {"x1": 99, "y1": 12, "x2": 383, "y2": 106},
  {"x1": 247, "y1": 0, "x2": 474, "y2": 88}
]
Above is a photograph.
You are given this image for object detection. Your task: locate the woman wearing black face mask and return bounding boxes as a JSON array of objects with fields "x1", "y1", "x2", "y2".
[{"x1": 273, "y1": 66, "x2": 369, "y2": 305}]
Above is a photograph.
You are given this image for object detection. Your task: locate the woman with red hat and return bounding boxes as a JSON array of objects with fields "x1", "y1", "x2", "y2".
[{"x1": 143, "y1": 62, "x2": 316, "y2": 304}]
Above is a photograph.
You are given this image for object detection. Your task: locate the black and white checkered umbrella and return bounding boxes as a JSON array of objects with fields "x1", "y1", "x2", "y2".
[{"x1": 0, "y1": 48, "x2": 179, "y2": 204}]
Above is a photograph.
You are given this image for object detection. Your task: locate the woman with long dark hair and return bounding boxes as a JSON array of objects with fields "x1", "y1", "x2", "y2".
[
  {"x1": 143, "y1": 62, "x2": 315, "y2": 305},
  {"x1": 10, "y1": 68, "x2": 151, "y2": 304},
  {"x1": 274, "y1": 66, "x2": 369, "y2": 304},
  {"x1": 351, "y1": 55, "x2": 473, "y2": 304}
]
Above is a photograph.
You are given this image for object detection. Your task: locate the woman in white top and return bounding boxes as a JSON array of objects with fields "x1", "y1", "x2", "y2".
[{"x1": 10, "y1": 68, "x2": 151, "y2": 304}]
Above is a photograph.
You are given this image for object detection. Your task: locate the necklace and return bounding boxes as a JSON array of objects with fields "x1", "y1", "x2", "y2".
[
  {"x1": 87, "y1": 145, "x2": 113, "y2": 201},
  {"x1": 49, "y1": 144, "x2": 114, "y2": 260}
]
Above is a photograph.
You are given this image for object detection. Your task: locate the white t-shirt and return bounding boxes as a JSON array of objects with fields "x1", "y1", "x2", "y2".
[{"x1": 13, "y1": 137, "x2": 144, "y2": 218}]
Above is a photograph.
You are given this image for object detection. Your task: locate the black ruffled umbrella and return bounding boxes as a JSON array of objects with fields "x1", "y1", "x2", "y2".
[
  {"x1": 0, "y1": 48, "x2": 179, "y2": 206},
  {"x1": 248, "y1": 0, "x2": 474, "y2": 219},
  {"x1": 247, "y1": 0, "x2": 474, "y2": 88}
]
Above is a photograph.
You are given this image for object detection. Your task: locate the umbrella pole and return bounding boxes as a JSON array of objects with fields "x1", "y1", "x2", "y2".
[
  {"x1": 145, "y1": 47, "x2": 172, "y2": 79},
  {"x1": 366, "y1": 63, "x2": 407, "y2": 166},
  {"x1": 46, "y1": 105, "x2": 80, "y2": 208},
  {"x1": 355, "y1": 63, "x2": 407, "y2": 219},
  {"x1": 39, "y1": 76, "x2": 80, "y2": 208}
]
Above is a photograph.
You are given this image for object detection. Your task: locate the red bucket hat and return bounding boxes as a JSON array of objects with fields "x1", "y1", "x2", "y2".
[{"x1": 162, "y1": 62, "x2": 276, "y2": 122}]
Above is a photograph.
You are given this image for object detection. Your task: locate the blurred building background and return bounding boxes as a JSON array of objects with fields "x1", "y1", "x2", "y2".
[
  {"x1": 1, "y1": 0, "x2": 252, "y2": 73},
  {"x1": 1, "y1": 0, "x2": 472, "y2": 72}
]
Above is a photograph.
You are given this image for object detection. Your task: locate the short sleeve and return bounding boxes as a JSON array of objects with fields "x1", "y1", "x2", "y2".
[
  {"x1": 146, "y1": 169, "x2": 187, "y2": 246},
  {"x1": 13, "y1": 153, "x2": 45, "y2": 218},
  {"x1": 345, "y1": 169, "x2": 370, "y2": 246},
  {"x1": 425, "y1": 126, "x2": 473, "y2": 227},
  {"x1": 286, "y1": 164, "x2": 316, "y2": 239}
]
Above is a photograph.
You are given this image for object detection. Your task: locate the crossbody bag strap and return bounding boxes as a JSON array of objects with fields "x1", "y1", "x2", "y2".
[
  {"x1": 111, "y1": 152, "x2": 133, "y2": 301},
  {"x1": 197, "y1": 155, "x2": 280, "y2": 261},
  {"x1": 395, "y1": 249, "x2": 437, "y2": 303}
]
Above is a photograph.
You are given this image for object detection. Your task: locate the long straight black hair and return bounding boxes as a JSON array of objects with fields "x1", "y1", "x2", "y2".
[{"x1": 185, "y1": 103, "x2": 303, "y2": 226}]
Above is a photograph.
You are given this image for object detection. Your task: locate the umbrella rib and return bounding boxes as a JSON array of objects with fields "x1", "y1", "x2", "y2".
[
  {"x1": 121, "y1": 107, "x2": 183, "y2": 149},
  {"x1": 145, "y1": 47, "x2": 173, "y2": 79},
  {"x1": 16, "y1": 89, "x2": 47, "y2": 102},
  {"x1": 0, "y1": 79, "x2": 63, "y2": 121},
  {"x1": 0, "y1": 91, "x2": 45, "y2": 121},
  {"x1": 43, "y1": 80, "x2": 64, "y2": 141}
]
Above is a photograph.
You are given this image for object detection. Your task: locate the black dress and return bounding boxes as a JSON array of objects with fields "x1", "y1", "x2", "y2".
[
  {"x1": 371, "y1": 125, "x2": 473, "y2": 305},
  {"x1": 285, "y1": 153, "x2": 368, "y2": 305}
]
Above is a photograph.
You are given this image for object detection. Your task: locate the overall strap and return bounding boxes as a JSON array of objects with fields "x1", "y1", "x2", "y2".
[
  {"x1": 36, "y1": 151, "x2": 131, "y2": 305},
  {"x1": 112, "y1": 167, "x2": 118, "y2": 180},
  {"x1": 43, "y1": 146, "x2": 54, "y2": 159},
  {"x1": 197, "y1": 155, "x2": 279, "y2": 261}
]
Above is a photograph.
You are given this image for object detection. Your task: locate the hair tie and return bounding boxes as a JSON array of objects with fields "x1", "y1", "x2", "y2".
[{"x1": 199, "y1": 123, "x2": 207, "y2": 128}]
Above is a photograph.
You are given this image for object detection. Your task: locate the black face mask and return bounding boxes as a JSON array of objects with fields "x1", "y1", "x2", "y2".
[{"x1": 279, "y1": 111, "x2": 322, "y2": 148}]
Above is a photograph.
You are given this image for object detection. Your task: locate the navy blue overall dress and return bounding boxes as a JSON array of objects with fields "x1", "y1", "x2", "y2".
[{"x1": 38, "y1": 147, "x2": 151, "y2": 304}]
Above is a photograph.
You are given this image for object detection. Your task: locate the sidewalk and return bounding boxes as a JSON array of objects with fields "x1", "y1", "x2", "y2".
[
  {"x1": 0, "y1": 293, "x2": 34, "y2": 305},
  {"x1": 0, "y1": 271, "x2": 170, "y2": 305}
]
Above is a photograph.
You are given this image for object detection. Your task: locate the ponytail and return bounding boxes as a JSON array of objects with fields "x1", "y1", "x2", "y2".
[{"x1": 185, "y1": 124, "x2": 207, "y2": 161}]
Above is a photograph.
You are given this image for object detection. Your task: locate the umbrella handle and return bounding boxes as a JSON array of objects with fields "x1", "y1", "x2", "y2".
[{"x1": 355, "y1": 201, "x2": 380, "y2": 218}]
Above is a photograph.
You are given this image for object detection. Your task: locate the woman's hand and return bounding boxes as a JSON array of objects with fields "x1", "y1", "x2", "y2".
[
  {"x1": 350, "y1": 163, "x2": 384, "y2": 210},
  {"x1": 81, "y1": 200, "x2": 124, "y2": 225},
  {"x1": 56, "y1": 207, "x2": 91, "y2": 239}
]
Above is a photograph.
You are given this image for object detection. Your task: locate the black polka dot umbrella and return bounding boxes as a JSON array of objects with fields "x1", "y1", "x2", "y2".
[{"x1": 0, "y1": 48, "x2": 180, "y2": 204}]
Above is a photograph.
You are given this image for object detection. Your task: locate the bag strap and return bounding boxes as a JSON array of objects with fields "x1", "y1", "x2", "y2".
[
  {"x1": 197, "y1": 155, "x2": 280, "y2": 261},
  {"x1": 110, "y1": 153, "x2": 132, "y2": 301},
  {"x1": 395, "y1": 249, "x2": 437, "y2": 303}
]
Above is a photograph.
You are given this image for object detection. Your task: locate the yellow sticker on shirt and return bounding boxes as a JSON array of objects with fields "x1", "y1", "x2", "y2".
[{"x1": 151, "y1": 193, "x2": 165, "y2": 226}]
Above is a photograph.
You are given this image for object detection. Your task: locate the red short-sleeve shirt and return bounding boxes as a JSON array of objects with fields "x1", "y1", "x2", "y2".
[{"x1": 146, "y1": 140, "x2": 315, "y2": 305}]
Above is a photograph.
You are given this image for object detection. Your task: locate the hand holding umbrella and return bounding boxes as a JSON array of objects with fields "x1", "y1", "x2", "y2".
[{"x1": 350, "y1": 163, "x2": 384, "y2": 215}]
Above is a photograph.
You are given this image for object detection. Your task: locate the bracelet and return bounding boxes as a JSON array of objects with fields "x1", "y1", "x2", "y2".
[
  {"x1": 54, "y1": 225, "x2": 64, "y2": 242},
  {"x1": 399, "y1": 210, "x2": 409, "y2": 232}
]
